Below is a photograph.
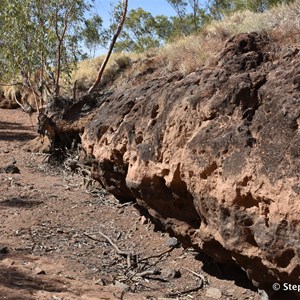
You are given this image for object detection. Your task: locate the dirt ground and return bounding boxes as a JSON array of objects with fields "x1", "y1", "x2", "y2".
[{"x1": 0, "y1": 108, "x2": 261, "y2": 300}]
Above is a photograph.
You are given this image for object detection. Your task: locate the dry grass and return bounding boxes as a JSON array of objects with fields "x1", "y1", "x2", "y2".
[
  {"x1": 72, "y1": 0, "x2": 300, "y2": 84},
  {"x1": 207, "y1": 1, "x2": 300, "y2": 42},
  {"x1": 71, "y1": 52, "x2": 140, "y2": 92},
  {"x1": 158, "y1": 0, "x2": 300, "y2": 75},
  {"x1": 0, "y1": 85, "x2": 5, "y2": 99},
  {"x1": 158, "y1": 34, "x2": 224, "y2": 74}
]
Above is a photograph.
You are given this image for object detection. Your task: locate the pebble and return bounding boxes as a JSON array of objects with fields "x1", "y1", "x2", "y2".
[
  {"x1": 0, "y1": 246, "x2": 9, "y2": 254},
  {"x1": 52, "y1": 296, "x2": 63, "y2": 300},
  {"x1": 35, "y1": 267, "x2": 46, "y2": 275},
  {"x1": 258, "y1": 289, "x2": 269, "y2": 300},
  {"x1": 113, "y1": 281, "x2": 130, "y2": 292},
  {"x1": 140, "y1": 215, "x2": 148, "y2": 225},
  {"x1": 206, "y1": 287, "x2": 222, "y2": 299},
  {"x1": 166, "y1": 237, "x2": 179, "y2": 248},
  {"x1": 1, "y1": 164, "x2": 20, "y2": 174},
  {"x1": 161, "y1": 268, "x2": 181, "y2": 279}
]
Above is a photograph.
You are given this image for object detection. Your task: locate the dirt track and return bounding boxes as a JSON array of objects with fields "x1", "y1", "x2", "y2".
[{"x1": 0, "y1": 108, "x2": 260, "y2": 300}]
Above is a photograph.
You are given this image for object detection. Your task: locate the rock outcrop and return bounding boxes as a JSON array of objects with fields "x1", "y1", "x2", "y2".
[{"x1": 81, "y1": 33, "x2": 300, "y2": 295}]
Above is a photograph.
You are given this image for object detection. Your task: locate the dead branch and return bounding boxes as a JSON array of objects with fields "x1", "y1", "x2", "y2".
[
  {"x1": 98, "y1": 230, "x2": 128, "y2": 256},
  {"x1": 182, "y1": 266, "x2": 206, "y2": 283},
  {"x1": 134, "y1": 268, "x2": 160, "y2": 278},
  {"x1": 83, "y1": 232, "x2": 108, "y2": 244},
  {"x1": 88, "y1": 0, "x2": 128, "y2": 94},
  {"x1": 166, "y1": 281, "x2": 204, "y2": 297},
  {"x1": 138, "y1": 247, "x2": 175, "y2": 263},
  {"x1": 165, "y1": 267, "x2": 206, "y2": 297},
  {"x1": 72, "y1": 80, "x2": 77, "y2": 101},
  {"x1": 84, "y1": 231, "x2": 133, "y2": 268},
  {"x1": 98, "y1": 230, "x2": 133, "y2": 268}
]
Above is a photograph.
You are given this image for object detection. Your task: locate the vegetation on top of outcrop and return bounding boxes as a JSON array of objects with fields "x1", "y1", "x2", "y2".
[
  {"x1": 0, "y1": 0, "x2": 299, "y2": 104},
  {"x1": 72, "y1": 0, "x2": 300, "y2": 91},
  {"x1": 153, "y1": 0, "x2": 300, "y2": 74}
]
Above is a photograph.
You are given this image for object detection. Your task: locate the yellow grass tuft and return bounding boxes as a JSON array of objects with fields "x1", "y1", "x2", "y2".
[
  {"x1": 158, "y1": 0, "x2": 300, "y2": 75},
  {"x1": 207, "y1": 1, "x2": 300, "y2": 42},
  {"x1": 72, "y1": 0, "x2": 300, "y2": 84},
  {"x1": 71, "y1": 52, "x2": 140, "y2": 92},
  {"x1": 159, "y1": 34, "x2": 224, "y2": 74}
]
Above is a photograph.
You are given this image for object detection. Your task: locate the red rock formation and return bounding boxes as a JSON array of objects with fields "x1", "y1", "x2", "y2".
[{"x1": 81, "y1": 33, "x2": 300, "y2": 296}]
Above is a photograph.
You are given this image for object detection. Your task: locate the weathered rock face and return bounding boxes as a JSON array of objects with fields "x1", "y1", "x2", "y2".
[{"x1": 81, "y1": 33, "x2": 300, "y2": 293}]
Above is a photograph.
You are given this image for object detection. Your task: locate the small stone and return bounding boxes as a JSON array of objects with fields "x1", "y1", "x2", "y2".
[
  {"x1": 113, "y1": 281, "x2": 130, "y2": 292},
  {"x1": 258, "y1": 289, "x2": 269, "y2": 300},
  {"x1": 161, "y1": 268, "x2": 181, "y2": 279},
  {"x1": 206, "y1": 287, "x2": 222, "y2": 299},
  {"x1": 140, "y1": 216, "x2": 148, "y2": 225},
  {"x1": 52, "y1": 296, "x2": 62, "y2": 300},
  {"x1": 5, "y1": 165, "x2": 20, "y2": 174},
  {"x1": 35, "y1": 267, "x2": 46, "y2": 275},
  {"x1": 224, "y1": 289, "x2": 234, "y2": 296},
  {"x1": 166, "y1": 237, "x2": 179, "y2": 248},
  {"x1": 0, "y1": 246, "x2": 9, "y2": 254}
]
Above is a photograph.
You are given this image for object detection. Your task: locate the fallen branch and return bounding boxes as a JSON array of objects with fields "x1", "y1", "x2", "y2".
[
  {"x1": 166, "y1": 281, "x2": 204, "y2": 297},
  {"x1": 98, "y1": 230, "x2": 133, "y2": 268},
  {"x1": 138, "y1": 247, "x2": 175, "y2": 263},
  {"x1": 182, "y1": 267, "x2": 206, "y2": 283},
  {"x1": 134, "y1": 268, "x2": 160, "y2": 278},
  {"x1": 83, "y1": 232, "x2": 109, "y2": 243},
  {"x1": 98, "y1": 230, "x2": 129, "y2": 256},
  {"x1": 88, "y1": 0, "x2": 128, "y2": 94},
  {"x1": 165, "y1": 267, "x2": 206, "y2": 297}
]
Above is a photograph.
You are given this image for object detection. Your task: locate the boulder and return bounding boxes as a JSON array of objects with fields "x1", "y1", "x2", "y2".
[{"x1": 81, "y1": 33, "x2": 300, "y2": 295}]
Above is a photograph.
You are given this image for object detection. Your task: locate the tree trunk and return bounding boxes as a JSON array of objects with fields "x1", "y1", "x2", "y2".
[{"x1": 88, "y1": 0, "x2": 128, "y2": 94}]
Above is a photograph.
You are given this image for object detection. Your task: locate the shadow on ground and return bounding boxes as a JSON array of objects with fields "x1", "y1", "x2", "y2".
[
  {"x1": 0, "y1": 252, "x2": 67, "y2": 300},
  {"x1": 0, "y1": 197, "x2": 43, "y2": 209},
  {"x1": 0, "y1": 120, "x2": 36, "y2": 141},
  {"x1": 0, "y1": 120, "x2": 35, "y2": 131},
  {"x1": 0, "y1": 131, "x2": 36, "y2": 141}
]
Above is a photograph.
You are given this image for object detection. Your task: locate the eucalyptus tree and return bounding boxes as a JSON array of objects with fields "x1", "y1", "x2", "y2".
[
  {"x1": 208, "y1": 0, "x2": 295, "y2": 19},
  {"x1": 112, "y1": 8, "x2": 173, "y2": 52},
  {"x1": 82, "y1": 15, "x2": 104, "y2": 58},
  {"x1": 0, "y1": 0, "x2": 97, "y2": 96},
  {"x1": 166, "y1": 0, "x2": 211, "y2": 36},
  {"x1": 88, "y1": 0, "x2": 128, "y2": 94}
]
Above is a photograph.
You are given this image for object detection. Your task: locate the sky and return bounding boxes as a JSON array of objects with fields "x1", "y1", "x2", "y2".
[
  {"x1": 91, "y1": 0, "x2": 178, "y2": 55},
  {"x1": 94, "y1": 0, "x2": 177, "y2": 22}
]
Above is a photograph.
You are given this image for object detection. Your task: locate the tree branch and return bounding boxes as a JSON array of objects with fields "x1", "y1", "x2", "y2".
[{"x1": 88, "y1": 0, "x2": 128, "y2": 94}]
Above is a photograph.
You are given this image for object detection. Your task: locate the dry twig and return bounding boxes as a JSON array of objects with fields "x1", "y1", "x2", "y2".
[
  {"x1": 134, "y1": 268, "x2": 160, "y2": 278},
  {"x1": 138, "y1": 247, "x2": 175, "y2": 263},
  {"x1": 182, "y1": 266, "x2": 206, "y2": 282},
  {"x1": 166, "y1": 281, "x2": 204, "y2": 297},
  {"x1": 92, "y1": 230, "x2": 133, "y2": 268},
  {"x1": 83, "y1": 232, "x2": 108, "y2": 243},
  {"x1": 165, "y1": 267, "x2": 206, "y2": 297}
]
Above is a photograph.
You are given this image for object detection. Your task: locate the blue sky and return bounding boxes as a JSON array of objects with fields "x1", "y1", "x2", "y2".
[
  {"x1": 94, "y1": 0, "x2": 177, "y2": 22},
  {"x1": 90, "y1": 0, "x2": 178, "y2": 55}
]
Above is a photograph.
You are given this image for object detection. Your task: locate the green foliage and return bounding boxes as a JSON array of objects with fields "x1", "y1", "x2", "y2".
[
  {"x1": 0, "y1": 0, "x2": 297, "y2": 90},
  {"x1": 113, "y1": 8, "x2": 173, "y2": 52},
  {"x1": 81, "y1": 14, "x2": 104, "y2": 57},
  {"x1": 0, "y1": 0, "x2": 96, "y2": 95},
  {"x1": 208, "y1": 0, "x2": 295, "y2": 19},
  {"x1": 109, "y1": 1, "x2": 212, "y2": 53},
  {"x1": 167, "y1": 0, "x2": 211, "y2": 36}
]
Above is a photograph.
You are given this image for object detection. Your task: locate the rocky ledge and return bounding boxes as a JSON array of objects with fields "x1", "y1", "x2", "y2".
[{"x1": 81, "y1": 32, "x2": 300, "y2": 296}]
